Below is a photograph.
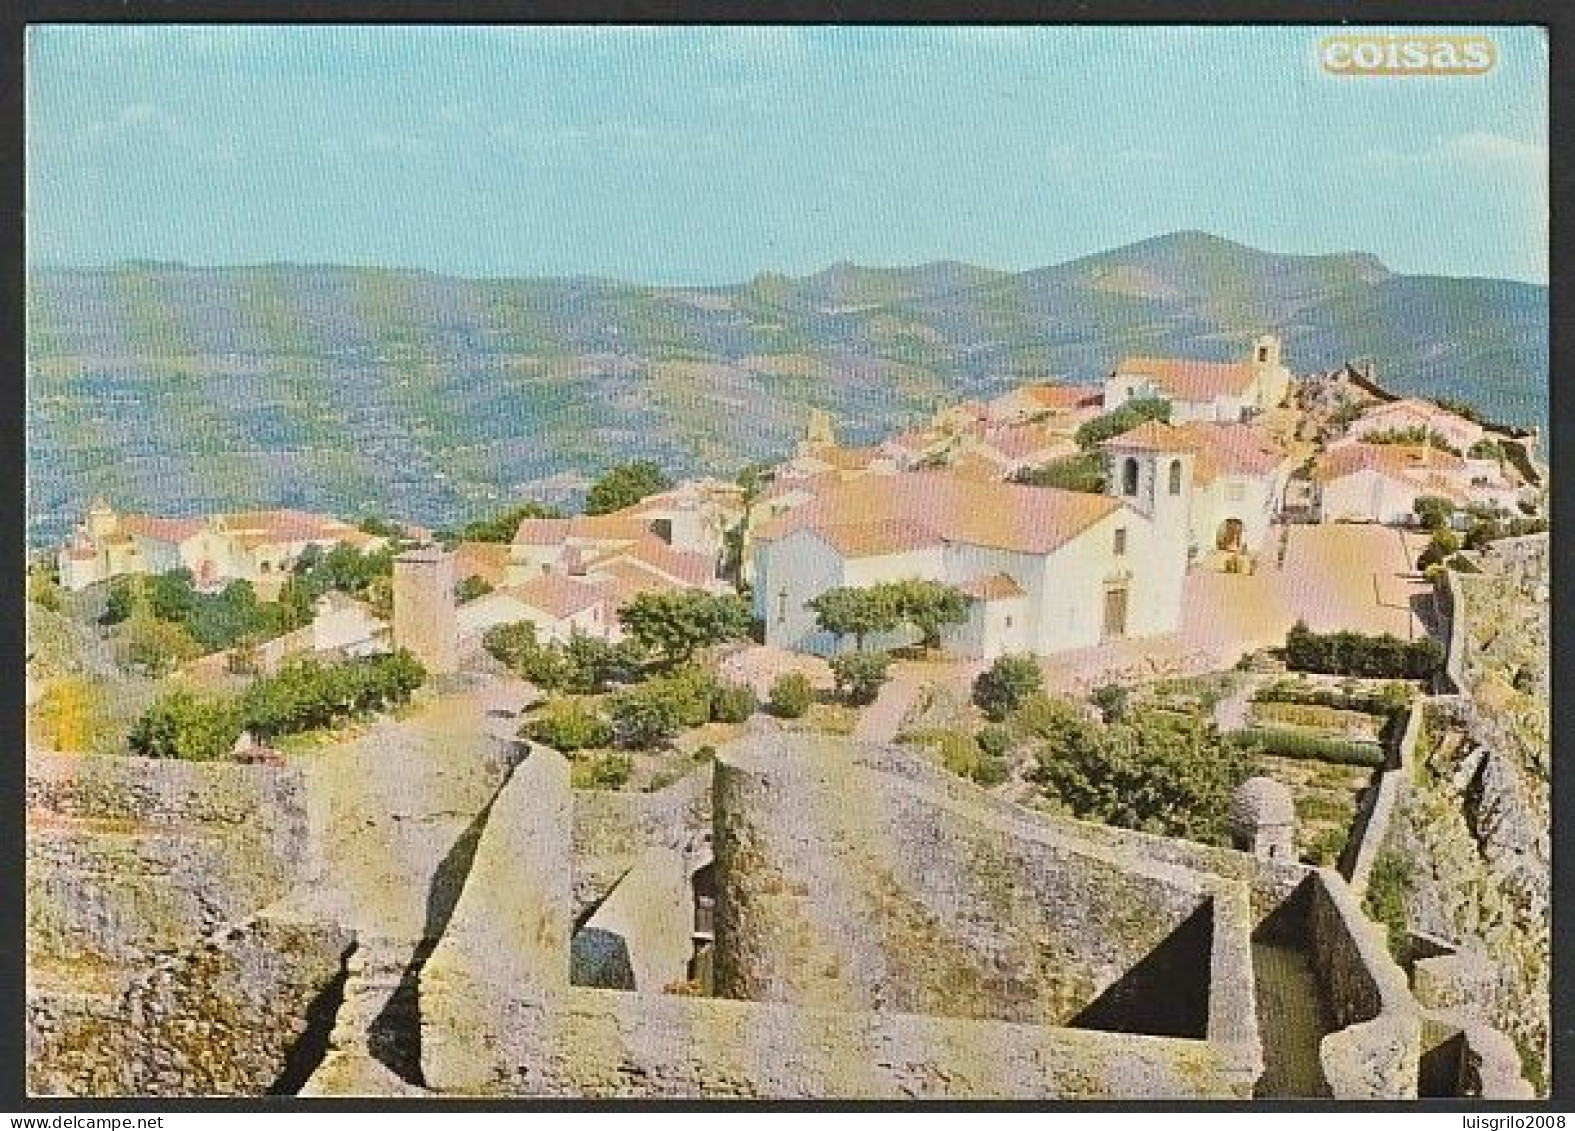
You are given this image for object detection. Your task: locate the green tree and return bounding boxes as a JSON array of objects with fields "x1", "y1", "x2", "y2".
[
  {"x1": 523, "y1": 698, "x2": 614, "y2": 753},
  {"x1": 830, "y1": 650, "x2": 891, "y2": 706},
  {"x1": 808, "y1": 586, "x2": 901, "y2": 651},
  {"x1": 129, "y1": 689, "x2": 244, "y2": 762},
  {"x1": 454, "y1": 575, "x2": 494, "y2": 603},
  {"x1": 1075, "y1": 397, "x2": 1172, "y2": 450},
  {"x1": 971, "y1": 654, "x2": 1043, "y2": 721},
  {"x1": 120, "y1": 614, "x2": 202, "y2": 676},
  {"x1": 617, "y1": 590, "x2": 752, "y2": 664},
  {"x1": 1416, "y1": 529, "x2": 1462, "y2": 572},
  {"x1": 1028, "y1": 704, "x2": 1252, "y2": 845},
  {"x1": 560, "y1": 630, "x2": 644, "y2": 694},
  {"x1": 890, "y1": 579, "x2": 970, "y2": 650},
  {"x1": 584, "y1": 460, "x2": 672, "y2": 516},
  {"x1": 456, "y1": 501, "x2": 566, "y2": 544},
  {"x1": 102, "y1": 578, "x2": 139, "y2": 625},
  {"x1": 357, "y1": 515, "x2": 405, "y2": 539},
  {"x1": 146, "y1": 568, "x2": 198, "y2": 622},
  {"x1": 1010, "y1": 452, "x2": 1109, "y2": 493},
  {"x1": 767, "y1": 672, "x2": 815, "y2": 719},
  {"x1": 1413, "y1": 495, "x2": 1457, "y2": 532}
]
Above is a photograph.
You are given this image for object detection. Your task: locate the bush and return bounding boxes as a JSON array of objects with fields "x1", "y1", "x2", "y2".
[
  {"x1": 1010, "y1": 452, "x2": 1107, "y2": 494},
  {"x1": 975, "y1": 724, "x2": 1012, "y2": 759},
  {"x1": 972, "y1": 654, "x2": 1043, "y2": 721},
  {"x1": 767, "y1": 672, "x2": 815, "y2": 718},
  {"x1": 972, "y1": 755, "x2": 1010, "y2": 787},
  {"x1": 609, "y1": 667, "x2": 717, "y2": 748},
  {"x1": 1229, "y1": 725, "x2": 1386, "y2": 768},
  {"x1": 240, "y1": 650, "x2": 426, "y2": 739},
  {"x1": 1303, "y1": 826, "x2": 1349, "y2": 866},
  {"x1": 710, "y1": 681, "x2": 758, "y2": 723},
  {"x1": 585, "y1": 461, "x2": 672, "y2": 516},
  {"x1": 575, "y1": 752, "x2": 634, "y2": 790},
  {"x1": 129, "y1": 690, "x2": 244, "y2": 762},
  {"x1": 1364, "y1": 850, "x2": 1413, "y2": 958},
  {"x1": 524, "y1": 698, "x2": 614, "y2": 752},
  {"x1": 454, "y1": 575, "x2": 494, "y2": 602},
  {"x1": 1089, "y1": 682, "x2": 1130, "y2": 723},
  {"x1": 1253, "y1": 678, "x2": 1413, "y2": 716},
  {"x1": 618, "y1": 590, "x2": 751, "y2": 664},
  {"x1": 830, "y1": 650, "x2": 891, "y2": 706},
  {"x1": 1283, "y1": 620, "x2": 1444, "y2": 680},
  {"x1": 1075, "y1": 396, "x2": 1171, "y2": 450}
]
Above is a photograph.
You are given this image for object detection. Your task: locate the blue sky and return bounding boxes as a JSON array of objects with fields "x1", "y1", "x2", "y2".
[{"x1": 26, "y1": 24, "x2": 1549, "y2": 284}]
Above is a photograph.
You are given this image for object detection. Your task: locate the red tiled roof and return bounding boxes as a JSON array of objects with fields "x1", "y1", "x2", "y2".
[
  {"x1": 1014, "y1": 383, "x2": 1103, "y2": 412},
  {"x1": 619, "y1": 535, "x2": 716, "y2": 587},
  {"x1": 1313, "y1": 442, "x2": 1467, "y2": 485},
  {"x1": 1115, "y1": 356, "x2": 1258, "y2": 402},
  {"x1": 118, "y1": 514, "x2": 206, "y2": 543},
  {"x1": 757, "y1": 470, "x2": 1122, "y2": 557},
  {"x1": 453, "y1": 541, "x2": 511, "y2": 588},
  {"x1": 1101, "y1": 420, "x2": 1194, "y2": 453},
  {"x1": 959, "y1": 572, "x2": 1027, "y2": 600},
  {"x1": 505, "y1": 572, "x2": 607, "y2": 620}
]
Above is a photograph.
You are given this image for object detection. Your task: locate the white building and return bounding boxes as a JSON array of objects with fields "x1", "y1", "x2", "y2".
[
  {"x1": 1104, "y1": 420, "x2": 1295, "y2": 558},
  {"x1": 1313, "y1": 443, "x2": 1472, "y2": 525},
  {"x1": 1103, "y1": 335, "x2": 1292, "y2": 423},
  {"x1": 457, "y1": 572, "x2": 621, "y2": 646},
  {"x1": 750, "y1": 460, "x2": 1192, "y2": 660}
]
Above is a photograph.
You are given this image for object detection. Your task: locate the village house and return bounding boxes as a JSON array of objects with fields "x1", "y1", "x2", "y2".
[
  {"x1": 247, "y1": 590, "x2": 390, "y2": 674},
  {"x1": 1104, "y1": 419, "x2": 1296, "y2": 559},
  {"x1": 1337, "y1": 396, "x2": 1486, "y2": 454},
  {"x1": 1103, "y1": 334, "x2": 1292, "y2": 423},
  {"x1": 456, "y1": 571, "x2": 622, "y2": 646},
  {"x1": 1312, "y1": 442, "x2": 1473, "y2": 525},
  {"x1": 751, "y1": 450, "x2": 1194, "y2": 660},
  {"x1": 987, "y1": 381, "x2": 1104, "y2": 425},
  {"x1": 57, "y1": 498, "x2": 384, "y2": 594}
]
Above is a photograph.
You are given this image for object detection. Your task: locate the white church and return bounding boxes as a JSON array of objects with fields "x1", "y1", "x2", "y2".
[{"x1": 751, "y1": 435, "x2": 1198, "y2": 660}]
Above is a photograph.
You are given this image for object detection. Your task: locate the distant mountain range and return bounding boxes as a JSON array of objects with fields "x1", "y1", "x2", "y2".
[{"x1": 26, "y1": 231, "x2": 1547, "y2": 546}]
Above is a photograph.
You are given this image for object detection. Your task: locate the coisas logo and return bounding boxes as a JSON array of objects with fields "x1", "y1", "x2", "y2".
[{"x1": 1320, "y1": 35, "x2": 1496, "y2": 77}]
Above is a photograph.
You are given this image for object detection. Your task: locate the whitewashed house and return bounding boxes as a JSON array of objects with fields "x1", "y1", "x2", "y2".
[
  {"x1": 751, "y1": 459, "x2": 1193, "y2": 660},
  {"x1": 1103, "y1": 335, "x2": 1292, "y2": 423}
]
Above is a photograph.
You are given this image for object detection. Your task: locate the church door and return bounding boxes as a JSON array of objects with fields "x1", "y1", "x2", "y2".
[{"x1": 1102, "y1": 585, "x2": 1129, "y2": 640}]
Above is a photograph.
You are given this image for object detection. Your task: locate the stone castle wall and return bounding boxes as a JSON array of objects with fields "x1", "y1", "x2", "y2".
[
  {"x1": 29, "y1": 912, "x2": 353, "y2": 1097},
  {"x1": 571, "y1": 766, "x2": 710, "y2": 917}
]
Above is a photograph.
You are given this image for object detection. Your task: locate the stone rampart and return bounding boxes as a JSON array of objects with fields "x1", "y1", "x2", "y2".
[{"x1": 571, "y1": 847, "x2": 692, "y2": 993}]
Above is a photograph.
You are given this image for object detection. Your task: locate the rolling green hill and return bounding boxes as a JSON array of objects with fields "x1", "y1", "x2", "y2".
[{"x1": 26, "y1": 231, "x2": 1546, "y2": 546}]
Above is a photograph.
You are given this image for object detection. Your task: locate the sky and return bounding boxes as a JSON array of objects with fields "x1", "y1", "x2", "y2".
[{"x1": 26, "y1": 24, "x2": 1550, "y2": 284}]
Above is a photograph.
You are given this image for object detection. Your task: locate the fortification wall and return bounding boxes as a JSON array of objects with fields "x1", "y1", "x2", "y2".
[
  {"x1": 712, "y1": 737, "x2": 1225, "y2": 1029},
  {"x1": 571, "y1": 767, "x2": 710, "y2": 917},
  {"x1": 28, "y1": 912, "x2": 353, "y2": 1097},
  {"x1": 483, "y1": 987, "x2": 1246, "y2": 1099},
  {"x1": 26, "y1": 754, "x2": 312, "y2": 976},
  {"x1": 570, "y1": 847, "x2": 692, "y2": 993},
  {"x1": 421, "y1": 748, "x2": 572, "y2": 1093}
]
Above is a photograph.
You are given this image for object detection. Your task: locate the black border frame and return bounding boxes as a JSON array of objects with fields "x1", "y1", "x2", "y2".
[{"x1": 1, "y1": 0, "x2": 1568, "y2": 1112}]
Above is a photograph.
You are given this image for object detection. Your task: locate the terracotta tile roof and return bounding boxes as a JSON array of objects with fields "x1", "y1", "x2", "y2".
[
  {"x1": 958, "y1": 572, "x2": 1026, "y2": 600},
  {"x1": 1115, "y1": 356, "x2": 1258, "y2": 402},
  {"x1": 505, "y1": 572, "x2": 607, "y2": 620},
  {"x1": 1014, "y1": 383, "x2": 1104, "y2": 412},
  {"x1": 587, "y1": 559, "x2": 674, "y2": 604},
  {"x1": 812, "y1": 518, "x2": 942, "y2": 558},
  {"x1": 511, "y1": 517, "x2": 574, "y2": 546},
  {"x1": 974, "y1": 422, "x2": 1072, "y2": 462},
  {"x1": 118, "y1": 514, "x2": 206, "y2": 544},
  {"x1": 1100, "y1": 420, "x2": 1194, "y2": 453},
  {"x1": 511, "y1": 513, "x2": 652, "y2": 547},
  {"x1": 1177, "y1": 423, "x2": 1289, "y2": 485},
  {"x1": 619, "y1": 535, "x2": 717, "y2": 587},
  {"x1": 453, "y1": 541, "x2": 511, "y2": 588},
  {"x1": 216, "y1": 509, "x2": 376, "y2": 548},
  {"x1": 757, "y1": 470, "x2": 1122, "y2": 557},
  {"x1": 1313, "y1": 442, "x2": 1467, "y2": 485}
]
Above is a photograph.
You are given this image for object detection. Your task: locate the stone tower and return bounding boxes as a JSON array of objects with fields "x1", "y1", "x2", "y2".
[
  {"x1": 393, "y1": 546, "x2": 457, "y2": 676},
  {"x1": 85, "y1": 496, "x2": 118, "y2": 540}
]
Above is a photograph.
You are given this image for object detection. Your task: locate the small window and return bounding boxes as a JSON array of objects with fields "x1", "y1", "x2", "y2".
[
  {"x1": 1122, "y1": 457, "x2": 1139, "y2": 496},
  {"x1": 1168, "y1": 459, "x2": 1184, "y2": 496},
  {"x1": 1004, "y1": 615, "x2": 1013, "y2": 628},
  {"x1": 1113, "y1": 527, "x2": 1127, "y2": 556},
  {"x1": 777, "y1": 590, "x2": 788, "y2": 625},
  {"x1": 1257, "y1": 346, "x2": 1269, "y2": 363}
]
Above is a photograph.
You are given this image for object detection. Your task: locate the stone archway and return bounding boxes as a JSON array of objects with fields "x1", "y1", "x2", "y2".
[{"x1": 1217, "y1": 518, "x2": 1245, "y2": 552}]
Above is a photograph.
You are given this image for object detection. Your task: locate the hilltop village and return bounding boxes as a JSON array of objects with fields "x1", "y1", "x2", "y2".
[{"x1": 26, "y1": 335, "x2": 1549, "y2": 1100}]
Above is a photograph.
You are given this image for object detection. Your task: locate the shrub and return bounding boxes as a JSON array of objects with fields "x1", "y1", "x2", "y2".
[
  {"x1": 972, "y1": 654, "x2": 1043, "y2": 720},
  {"x1": 129, "y1": 690, "x2": 244, "y2": 762},
  {"x1": 617, "y1": 590, "x2": 751, "y2": 664},
  {"x1": 1010, "y1": 452, "x2": 1107, "y2": 494},
  {"x1": 1413, "y1": 495, "x2": 1457, "y2": 532},
  {"x1": 1089, "y1": 682, "x2": 1130, "y2": 723},
  {"x1": 767, "y1": 672, "x2": 815, "y2": 718},
  {"x1": 975, "y1": 724, "x2": 1012, "y2": 759},
  {"x1": 1364, "y1": 850, "x2": 1413, "y2": 958},
  {"x1": 830, "y1": 650, "x2": 891, "y2": 706},
  {"x1": 1303, "y1": 826, "x2": 1349, "y2": 866},
  {"x1": 576, "y1": 752, "x2": 634, "y2": 790},
  {"x1": 238, "y1": 650, "x2": 426, "y2": 739},
  {"x1": 1075, "y1": 397, "x2": 1172, "y2": 450},
  {"x1": 610, "y1": 667, "x2": 717, "y2": 748},
  {"x1": 1283, "y1": 620, "x2": 1444, "y2": 680},
  {"x1": 710, "y1": 681, "x2": 758, "y2": 723},
  {"x1": 972, "y1": 755, "x2": 1010, "y2": 787},
  {"x1": 584, "y1": 460, "x2": 672, "y2": 516},
  {"x1": 524, "y1": 698, "x2": 614, "y2": 753},
  {"x1": 454, "y1": 575, "x2": 494, "y2": 602},
  {"x1": 1229, "y1": 726, "x2": 1386, "y2": 768}
]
